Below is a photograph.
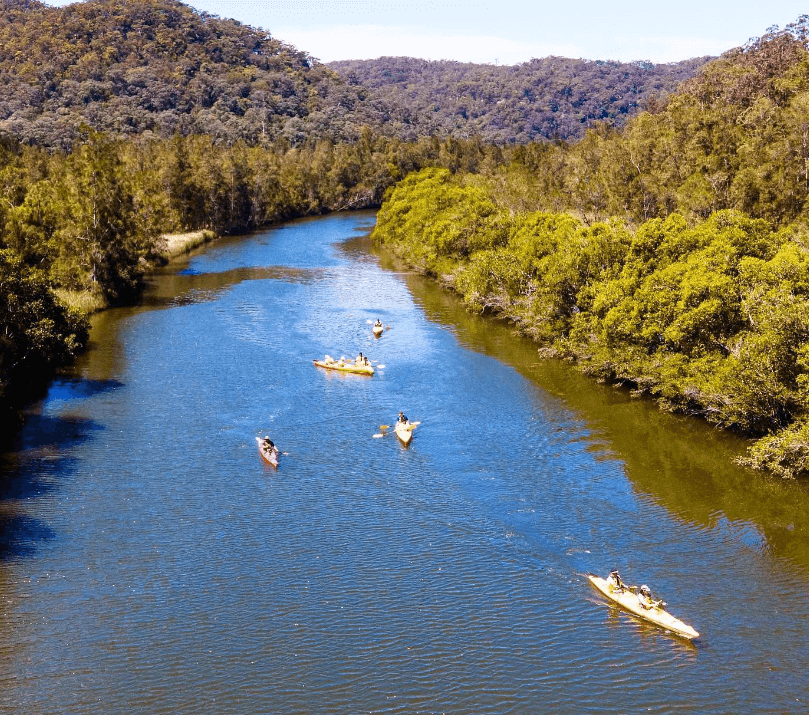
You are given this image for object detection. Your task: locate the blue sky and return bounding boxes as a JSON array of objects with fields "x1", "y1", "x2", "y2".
[{"x1": 48, "y1": 1, "x2": 807, "y2": 65}]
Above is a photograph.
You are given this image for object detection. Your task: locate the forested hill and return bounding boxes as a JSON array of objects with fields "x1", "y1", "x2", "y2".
[
  {"x1": 327, "y1": 55, "x2": 713, "y2": 143},
  {"x1": 0, "y1": 0, "x2": 712, "y2": 148},
  {"x1": 0, "y1": 0, "x2": 415, "y2": 148}
]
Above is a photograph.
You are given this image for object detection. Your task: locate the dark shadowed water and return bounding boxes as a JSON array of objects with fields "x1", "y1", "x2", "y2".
[{"x1": 2, "y1": 212, "x2": 809, "y2": 714}]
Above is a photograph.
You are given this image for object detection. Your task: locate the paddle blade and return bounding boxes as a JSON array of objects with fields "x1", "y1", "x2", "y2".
[
  {"x1": 373, "y1": 433, "x2": 384, "y2": 438},
  {"x1": 376, "y1": 364, "x2": 386, "y2": 369},
  {"x1": 379, "y1": 424, "x2": 390, "y2": 430}
]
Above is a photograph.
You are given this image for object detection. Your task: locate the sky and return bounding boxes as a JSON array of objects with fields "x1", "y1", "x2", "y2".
[{"x1": 48, "y1": 1, "x2": 808, "y2": 65}]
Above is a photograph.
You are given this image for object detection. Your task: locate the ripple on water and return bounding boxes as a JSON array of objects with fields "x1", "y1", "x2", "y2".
[{"x1": 2, "y1": 213, "x2": 809, "y2": 715}]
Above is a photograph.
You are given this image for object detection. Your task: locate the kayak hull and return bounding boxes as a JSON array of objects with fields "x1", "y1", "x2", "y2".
[
  {"x1": 373, "y1": 325, "x2": 383, "y2": 336},
  {"x1": 313, "y1": 359, "x2": 374, "y2": 375},
  {"x1": 588, "y1": 575, "x2": 699, "y2": 640},
  {"x1": 256, "y1": 437, "x2": 279, "y2": 467},
  {"x1": 394, "y1": 421, "x2": 414, "y2": 445}
]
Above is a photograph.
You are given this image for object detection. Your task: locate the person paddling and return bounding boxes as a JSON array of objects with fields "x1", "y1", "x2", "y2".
[
  {"x1": 606, "y1": 569, "x2": 626, "y2": 593},
  {"x1": 262, "y1": 436, "x2": 278, "y2": 458},
  {"x1": 637, "y1": 584, "x2": 665, "y2": 610}
]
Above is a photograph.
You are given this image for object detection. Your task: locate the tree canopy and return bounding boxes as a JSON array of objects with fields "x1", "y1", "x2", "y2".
[
  {"x1": 0, "y1": 0, "x2": 710, "y2": 148},
  {"x1": 328, "y1": 55, "x2": 711, "y2": 143},
  {"x1": 371, "y1": 18, "x2": 809, "y2": 479}
]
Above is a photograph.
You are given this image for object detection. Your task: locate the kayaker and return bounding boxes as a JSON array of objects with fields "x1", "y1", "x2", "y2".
[
  {"x1": 374, "y1": 319, "x2": 382, "y2": 327},
  {"x1": 606, "y1": 569, "x2": 626, "y2": 593},
  {"x1": 637, "y1": 585, "x2": 655, "y2": 610},
  {"x1": 397, "y1": 411, "x2": 409, "y2": 424},
  {"x1": 355, "y1": 352, "x2": 364, "y2": 365}
]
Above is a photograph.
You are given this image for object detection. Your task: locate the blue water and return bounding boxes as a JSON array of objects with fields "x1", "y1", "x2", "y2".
[{"x1": 2, "y1": 211, "x2": 808, "y2": 714}]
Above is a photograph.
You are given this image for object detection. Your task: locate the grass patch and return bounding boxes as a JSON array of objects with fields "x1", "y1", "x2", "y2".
[
  {"x1": 159, "y1": 229, "x2": 217, "y2": 260},
  {"x1": 53, "y1": 288, "x2": 107, "y2": 315}
]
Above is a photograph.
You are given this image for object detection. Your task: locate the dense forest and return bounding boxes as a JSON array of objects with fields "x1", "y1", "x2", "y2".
[
  {"x1": 328, "y1": 56, "x2": 712, "y2": 143},
  {"x1": 0, "y1": 0, "x2": 708, "y2": 148},
  {"x1": 0, "y1": 0, "x2": 414, "y2": 148},
  {"x1": 373, "y1": 19, "x2": 809, "y2": 478}
]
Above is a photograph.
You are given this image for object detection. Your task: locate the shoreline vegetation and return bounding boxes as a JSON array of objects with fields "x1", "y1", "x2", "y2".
[
  {"x1": 371, "y1": 19, "x2": 809, "y2": 480},
  {"x1": 159, "y1": 230, "x2": 218, "y2": 262},
  {"x1": 50, "y1": 230, "x2": 217, "y2": 314}
]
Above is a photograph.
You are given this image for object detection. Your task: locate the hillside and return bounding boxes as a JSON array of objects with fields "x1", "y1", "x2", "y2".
[
  {"x1": 370, "y1": 19, "x2": 809, "y2": 478},
  {"x1": 0, "y1": 0, "x2": 413, "y2": 147},
  {"x1": 328, "y1": 55, "x2": 713, "y2": 143},
  {"x1": 0, "y1": 0, "x2": 712, "y2": 148}
]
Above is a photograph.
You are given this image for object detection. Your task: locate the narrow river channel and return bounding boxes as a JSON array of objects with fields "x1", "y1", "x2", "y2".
[{"x1": 2, "y1": 211, "x2": 808, "y2": 714}]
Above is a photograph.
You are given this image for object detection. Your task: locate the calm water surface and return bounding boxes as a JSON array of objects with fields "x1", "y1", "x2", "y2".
[{"x1": 2, "y1": 212, "x2": 809, "y2": 714}]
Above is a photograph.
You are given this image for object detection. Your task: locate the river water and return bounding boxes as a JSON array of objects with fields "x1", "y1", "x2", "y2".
[{"x1": 2, "y1": 212, "x2": 809, "y2": 714}]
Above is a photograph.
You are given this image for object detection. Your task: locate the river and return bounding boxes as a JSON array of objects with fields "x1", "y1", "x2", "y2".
[{"x1": 2, "y1": 211, "x2": 808, "y2": 714}]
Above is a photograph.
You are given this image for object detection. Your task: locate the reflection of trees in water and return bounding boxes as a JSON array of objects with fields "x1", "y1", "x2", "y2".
[
  {"x1": 381, "y1": 243, "x2": 809, "y2": 573},
  {"x1": 1, "y1": 407, "x2": 105, "y2": 562}
]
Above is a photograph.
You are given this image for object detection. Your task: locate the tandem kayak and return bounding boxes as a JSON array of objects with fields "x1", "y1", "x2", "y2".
[
  {"x1": 394, "y1": 421, "x2": 415, "y2": 445},
  {"x1": 587, "y1": 575, "x2": 699, "y2": 640},
  {"x1": 313, "y1": 359, "x2": 374, "y2": 375},
  {"x1": 256, "y1": 436, "x2": 279, "y2": 467}
]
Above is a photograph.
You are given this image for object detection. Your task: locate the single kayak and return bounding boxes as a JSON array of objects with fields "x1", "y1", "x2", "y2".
[
  {"x1": 373, "y1": 324, "x2": 384, "y2": 336},
  {"x1": 313, "y1": 359, "x2": 374, "y2": 375},
  {"x1": 256, "y1": 436, "x2": 279, "y2": 467},
  {"x1": 587, "y1": 574, "x2": 699, "y2": 640},
  {"x1": 394, "y1": 421, "x2": 415, "y2": 445}
]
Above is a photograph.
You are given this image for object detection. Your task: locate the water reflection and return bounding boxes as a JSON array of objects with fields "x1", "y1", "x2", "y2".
[
  {"x1": 144, "y1": 265, "x2": 324, "y2": 310},
  {"x1": 1, "y1": 404, "x2": 104, "y2": 562},
  {"x1": 1, "y1": 212, "x2": 807, "y2": 714},
  {"x1": 374, "y1": 246, "x2": 809, "y2": 573}
]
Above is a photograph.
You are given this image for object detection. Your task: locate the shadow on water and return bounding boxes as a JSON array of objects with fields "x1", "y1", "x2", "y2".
[
  {"x1": 0, "y1": 514, "x2": 57, "y2": 561},
  {"x1": 374, "y1": 247, "x2": 809, "y2": 573},
  {"x1": 0, "y1": 380, "x2": 110, "y2": 562},
  {"x1": 140, "y1": 265, "x2": 323, "y2": 311}
]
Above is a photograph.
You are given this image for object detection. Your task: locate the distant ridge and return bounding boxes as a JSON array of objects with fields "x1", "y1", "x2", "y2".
[
  {"x1": 0, "y1": 0, "x2": 406, "y2": 147},
  {"x1": 0, "y1": 0, "x2": 712, "y2": 147},
  {"x1": 328, "y1": 55, "x2": 713, "y2": 143}
]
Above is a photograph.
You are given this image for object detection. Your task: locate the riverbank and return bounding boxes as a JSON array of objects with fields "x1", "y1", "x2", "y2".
[
  {"x1": 372, "y1": 168, "x2": 809, "y2": 479},
  {"x1": 159, "y1": 229, "x2": 217, "y2": 261},
  {"x1": 1, "y1": 228, "x2": 219, "y2": 445},
  {"x1": 51, "y1": 229, "x2": 218, "y2": 316}
]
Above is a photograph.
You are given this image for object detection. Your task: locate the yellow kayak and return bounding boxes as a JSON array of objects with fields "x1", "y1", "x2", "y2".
[
  {"x1": 313, "y1": 359, "x2": 374, "y2": 375},
  {"x1": 588, "y1": 574, "x2": 699, "y2": 640},
  {"x1": 394, "y1": 421, "x2": 415, "y2": 445}
]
